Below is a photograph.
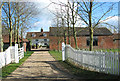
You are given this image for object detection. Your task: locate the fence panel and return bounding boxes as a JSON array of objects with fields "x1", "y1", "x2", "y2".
[
  {"x1": 10, "y1": 46, "x2": 15, "y2": 62},
  {"x1": 5, "y1": 47, "x2": 11, "y2": 65},
  {"x1": 63, "y1": 44, "x2": 119, "y2": 75},
  {"x1": 0, "y1": 44, "x2": 24, "y2": 68},
  {"x1": 18, "y1": 47, "x2": 24, "y2": 59},
  {"x1": 0, "y1": 52, "x2": 5, "y2": 68}
]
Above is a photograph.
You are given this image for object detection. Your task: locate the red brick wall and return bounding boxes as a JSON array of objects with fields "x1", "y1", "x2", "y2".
[
  {"x1": 49, "y1": 35, "x2": 117, "y2": 50},
  {"x1": 98, "y1": 36, "x2": 114, "y2": 49},
  {"x1": 113, "y1": 40, "x2": 120, "y2": 49}
]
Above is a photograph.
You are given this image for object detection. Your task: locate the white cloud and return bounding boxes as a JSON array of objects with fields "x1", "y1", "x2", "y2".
[
  {"x1": 102, "y1": 16, "x2": 118, "y2": 27},
  {"x1": 33, "y1": 21, "x2": 41, "y2": 27},
  {"x1": 31, "y1": 0, "x2": 68, "y2": 31},
  {"x1": 99, "y1": 16, "x2": 118, "y2": 32},
  {"x1": 32, "y1": 0, "x2": 118, "y2": 32}
]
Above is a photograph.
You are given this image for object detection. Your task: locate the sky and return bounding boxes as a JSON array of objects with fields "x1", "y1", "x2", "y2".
[{"x1": 21, "y1": 0, "x2": 119, "y2": 32}]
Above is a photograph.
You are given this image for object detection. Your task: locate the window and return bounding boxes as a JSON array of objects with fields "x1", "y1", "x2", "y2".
[
  {"x1": 31, "y1": 33, "x2": 36, "y2": 37},
  {"x1": 87, "y1": 37, "x2": 98, "y2": 46},
  {"x1": 36, "y1": 39, "x2": 38, "y2": 41},
  {"x1": 44, "y1": 39, "x2": 47, "y2": 42},
  {"x1": 44, "y1": 43, "x2": 47, "y2": 45},
  {"x1": 43, "y1": 33, "x2": 47, "y2": 37}
]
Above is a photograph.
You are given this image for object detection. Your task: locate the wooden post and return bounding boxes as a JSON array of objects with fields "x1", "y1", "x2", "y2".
[
  {"x1": 15, "y1": 44, "x2": 19, "y2": 63},
  {"x1": 62, "y1": 42, "x2": 65, "y2": 61}
]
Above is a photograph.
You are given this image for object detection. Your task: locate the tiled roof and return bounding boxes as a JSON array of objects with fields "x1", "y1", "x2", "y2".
[
  {"x1": 26, "y1": 32, "x2": 49, "y2": 39},
  {"x1": 49, "y1": 27, "x2": 113, "y2": 36}
]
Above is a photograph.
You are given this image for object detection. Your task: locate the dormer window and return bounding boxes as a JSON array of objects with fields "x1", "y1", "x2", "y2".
[
  {"x1": 43, "y1": 33, "x2": 47, "y2": 37},
  {"x1": 32, "y1": 33, "x2": 36, "y2": 37}
]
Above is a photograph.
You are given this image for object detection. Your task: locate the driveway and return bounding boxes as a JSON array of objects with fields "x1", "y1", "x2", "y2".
[{"x1": 3, "y1": 51, "x2": 81, "y2": 81}]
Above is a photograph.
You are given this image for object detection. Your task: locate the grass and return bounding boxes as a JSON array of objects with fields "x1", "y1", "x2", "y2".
[
  {"x1": 2, "y1": 51, "x2": 34, "y2": 78},
  {"x1": 81, "y1": 48, "x2": 120, "y2": 52},
  {"x1": 49, "y1": 50, "x2": 119, "y2": 79},
  {"x1": 97, "y1": 49, "x2": 120, "y2": 52}
]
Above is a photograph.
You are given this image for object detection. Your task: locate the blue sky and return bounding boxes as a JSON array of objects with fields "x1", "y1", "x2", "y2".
[{"x1": 25, "y1": 0, "x2": 119, "y2": 32}]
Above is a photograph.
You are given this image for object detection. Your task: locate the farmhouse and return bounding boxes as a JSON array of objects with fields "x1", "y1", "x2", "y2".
[{"x1": 26, "y1": 28, "x2": 49, "y2": 48}]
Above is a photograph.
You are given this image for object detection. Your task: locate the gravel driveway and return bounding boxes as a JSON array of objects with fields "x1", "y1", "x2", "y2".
[{"x1": 3, "y1": 51, "x2": 81, "y2": 81}]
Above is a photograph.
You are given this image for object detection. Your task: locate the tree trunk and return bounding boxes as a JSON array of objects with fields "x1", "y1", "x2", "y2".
[
  {"x1": 72, "y1": 1, "x2": 78, "y2": 49},
  {"x1": 16, "y1": 3, "x2": 20, "y2": 48},
  {"x1": 68, "y1": 26, "x2": 70, "y2": 45},
  {"x1": 8, "y1": 2, "x2": 12, "y2": 46},
  {"x1": 14, "y1": 17, "x2": 17, "y2": 45},
  {"x1": 21, "y1": 28, "x2": 23, "y2": 47},
  {"x1": 64, "y1": 30, "x2": 67, "y2": 45},
  {"x1": 74, "y1": 31, "x2": 77, "y2": 49},
  {"x1": 67, "y1": 0, "x2": 70, "y2": 45},
  {"x1": 17, "y1": 16, "x2": 20, "y2": 48},
  {"x1": 89, "y1": 28, "x2": 93, "y2": 51},
  {"x1": 0, "y1": 6, "x2": 3, "y2": 52},
  {"x1": 89, "y1": 1, "x2": 93, "y2": 51},
  {"x1": 58, "y1": 40, "x2": 60, "y2": 52}
]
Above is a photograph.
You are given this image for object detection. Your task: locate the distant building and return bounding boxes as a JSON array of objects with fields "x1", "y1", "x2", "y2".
[
  {"x1": 2, "y1": 34, "x2": 28, "y2": 52},
  {"x1": 26, "y1": 28, "x2": 49, "y2": 48}
]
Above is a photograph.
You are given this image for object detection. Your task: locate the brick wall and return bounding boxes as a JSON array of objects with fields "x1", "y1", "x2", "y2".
[
  {"x1": 49, "y1": 35, "x2": 117, "y2": 50},
  {"x1": 23, "y1": 43, "x2": 26, "y2": 52}
]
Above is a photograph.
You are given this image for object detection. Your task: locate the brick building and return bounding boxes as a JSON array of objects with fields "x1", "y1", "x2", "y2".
[
  {"x1": 2, "y1": 34, "x2": 28, "y2": 52},
  {"x1": 49, "y1": 27, "x2": 119, "y2": 50},
  {"x1": 26, "y1": 28, "x2": 49, "y2": 48}
]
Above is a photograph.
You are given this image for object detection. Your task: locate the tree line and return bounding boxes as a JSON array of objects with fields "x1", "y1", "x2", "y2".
[{"x1": 0, "y1": 1, "x2": 40, "y2": 52}]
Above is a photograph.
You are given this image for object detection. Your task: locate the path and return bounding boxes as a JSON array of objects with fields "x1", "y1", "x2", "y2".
[{"x1": 3, "y1": 51, "x2": 81, "y2": 81}]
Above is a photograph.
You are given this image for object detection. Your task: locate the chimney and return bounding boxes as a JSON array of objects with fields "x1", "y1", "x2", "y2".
[{"x1": 41, "y1": 28, "x2": 43, "y2": 32}]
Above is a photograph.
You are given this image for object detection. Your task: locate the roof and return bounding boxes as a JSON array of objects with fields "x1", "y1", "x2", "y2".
[
  {"x1": 49, "y1": 27, "x2": 113, "y2": 36},
  {"x1": 26, "y1": 32, "x2": 49, "y2": 39},
  {"x1": 2, "y1": 34, "x2": 28, "y2": 43},
  {"x1": 113, "y1": 33, "x2": 120, "y2": 40}
]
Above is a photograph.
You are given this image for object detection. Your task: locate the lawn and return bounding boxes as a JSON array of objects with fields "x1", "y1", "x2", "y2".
[
  {"x1": 87, "y1": 49, "x2": 120, "y2": 52},
  {"x1": 2, "y1": 51, "x2": 34, "y2": 78},
  {"x1": 49, "y1": 50, "x2": 119, "y2": 79}
]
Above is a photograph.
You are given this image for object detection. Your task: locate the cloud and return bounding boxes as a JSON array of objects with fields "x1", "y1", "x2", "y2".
[
  {"x1": 98, "y1": 16, "x2": 118, "y2": 32},
  {"x1": 102, "y1": 16, "x2": 118, "y2": 27},
  {"x1": 32, "y1": 1, "x2": 118, "y2": 32},
  {"x1": 33, "y1": 21, "x2": 41, "y2": 27},
  {"x1": 31, "y1": 0, "x2": 68, "y2": 31}
]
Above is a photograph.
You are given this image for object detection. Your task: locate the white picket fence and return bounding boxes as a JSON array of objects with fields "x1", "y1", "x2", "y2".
[
  {"x1": 62, "y1": 43, "x2": 119, "y2": 75},
  {"x1": 0, "y1": 44, "x2": 24, "y2": 68},
  {"x1": 18, "y1": 47, "x2": 24, "y2": 59}
]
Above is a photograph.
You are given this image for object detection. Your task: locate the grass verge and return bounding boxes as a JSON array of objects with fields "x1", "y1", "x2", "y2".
[
  {"x1": 2, "y1": 51, "x2": 34, "y2": 78},
  {"x1": 49, "y1": 50, "x2": 119, "y2": 79}
]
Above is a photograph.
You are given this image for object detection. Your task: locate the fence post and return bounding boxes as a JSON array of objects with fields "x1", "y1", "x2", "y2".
[
  {"x1": 62, "y1": 42, "x2": 65, "y2": 61},
  {"x1": 15, "y1": 44, "x2": 19, "y2": 63},
  {"x1": 22, "y1": 47, "x2": 24, "y2": 58}
]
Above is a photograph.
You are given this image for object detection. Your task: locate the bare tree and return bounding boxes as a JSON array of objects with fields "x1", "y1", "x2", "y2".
[
  {"x1": 50, "y1": 0, "x2": 80, "y2": 49},
  {"x1": 76, "y1": 0, "x2": 116, "y2": 51},
  {"x1": 2, "y1": 2, "x2": 40, "y2": 48},
  {"x1": 0, "y1": 3, "x2": 3, "y2": 52}
]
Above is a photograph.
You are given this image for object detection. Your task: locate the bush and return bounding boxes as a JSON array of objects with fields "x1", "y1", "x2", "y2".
[
  {"x1": 33, "y1": 44, "x2": 36, "y2": 48},
  {"x1": 37, "y1": 45, "x2": 39, "y2": 48}
]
